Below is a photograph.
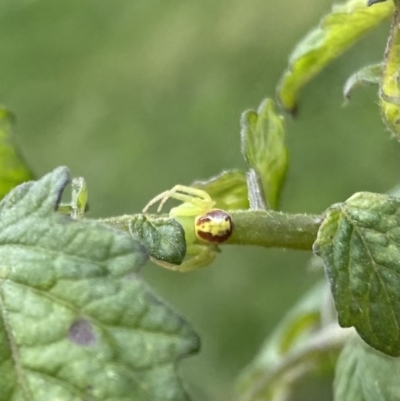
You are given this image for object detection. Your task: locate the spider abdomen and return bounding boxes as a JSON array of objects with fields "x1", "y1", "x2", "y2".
[{"x1": 195, "y1": 209, "x2": 233, "y2": 243}]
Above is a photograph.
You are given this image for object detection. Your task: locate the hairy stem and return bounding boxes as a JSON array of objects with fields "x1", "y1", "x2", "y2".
[
  {"x1": 226, "y1": 210, "x2": 323, "y2": 250},
  {"x1": 98, "y1": 210, "x2": 323, "y2": 251}
]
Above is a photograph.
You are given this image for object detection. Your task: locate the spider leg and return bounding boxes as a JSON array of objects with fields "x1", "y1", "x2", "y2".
[
  {"x1": 143, "y1": 185, "x2": 215, "y2": 213},
  {"x1": 142, "y1": 190, "x2": 170, "y2": 213},
  {"x1": 157, "y1": 185, "x2": 214, "y2": 212}
]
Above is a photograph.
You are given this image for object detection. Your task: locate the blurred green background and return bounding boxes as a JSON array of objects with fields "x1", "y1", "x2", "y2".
[{"x1": 0, "y1": 0, "x2": 398, "y2": 400}]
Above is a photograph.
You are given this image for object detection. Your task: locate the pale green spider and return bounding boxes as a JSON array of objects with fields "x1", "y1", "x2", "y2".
[{"x1": 143, "y1": 185, "x2": 234, "y2": 272}]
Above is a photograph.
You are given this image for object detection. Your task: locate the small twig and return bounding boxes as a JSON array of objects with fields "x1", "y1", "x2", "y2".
[{"x1": 238, "y1": 324, "x2": 354, "y2": 401}]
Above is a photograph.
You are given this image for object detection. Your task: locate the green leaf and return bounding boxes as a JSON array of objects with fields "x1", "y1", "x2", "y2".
[
  {"x1": 240, "y1": 99, "x2": 288, "y2": 210},
  {"x1": 0, "y1": 167, "x2": 199, "y2": 401},
  {"x1": 343, "y1": 63, "x2": 382, "y2": 99},
  {"x1": 237, "y1": 281, "x2": 344, "y2": 401},
  {"x1": 277, "y1": 0, "x2": 393, "y2": 113},
  {"x1": 130, "y1": 214, "x2": 187, "y2": 266},
  {"x1": 334, "y1": 335, "x2": 400, "y2": 401},
  {"x1": 314, "y1": 192, "x2": 400, "y2": 357},
  {"x1": 192, "y1": 169, "x2": 249, "y2": 210},
  {"x1": 0, "y1": 108, "x2": 34, "y2": 200},
  {"x1": 380, "y1": 9, "x2": 400, "y2": 141}
]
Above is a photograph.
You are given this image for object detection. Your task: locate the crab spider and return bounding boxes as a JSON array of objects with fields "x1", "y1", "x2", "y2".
[{"x1": 143, "y1": 185, "x2": 233, "y2": 271}]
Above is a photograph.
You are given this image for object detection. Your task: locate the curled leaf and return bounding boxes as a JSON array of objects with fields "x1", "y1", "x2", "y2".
[
  {"x1": 277, "y1": 0, "x2": 393, "y2": 113},
  {"x1": 130, "y1": 214, "x2": 187, "y2": 266},
  {"x1": 241, "y1": 99, "x2": 288, "y2": 210},
  {"x1": 343, "y1": 63, "x2": 382, "y2": 99}
]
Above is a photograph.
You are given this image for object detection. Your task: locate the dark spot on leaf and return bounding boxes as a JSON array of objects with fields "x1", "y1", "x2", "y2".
[{"x1": 68, "y1": 319, "x2": 97, "y2": 346}]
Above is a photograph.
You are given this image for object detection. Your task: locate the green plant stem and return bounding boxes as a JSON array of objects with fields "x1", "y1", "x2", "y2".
[
  {"x1": 227, "y1": 210, "x2": 323, "y2": 250},
  {"x1": 97, "y1": 215, "x2": 134, "y2": 232},
  {"x1": 98, "y1": 210, "x2": 323, "y2": 251},
  {"x1": 238, "y1": 324, "x2": 353, "y2": 401}
]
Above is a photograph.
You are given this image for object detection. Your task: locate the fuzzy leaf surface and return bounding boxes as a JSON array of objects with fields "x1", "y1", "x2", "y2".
[
  {"x1": 0, "y1": 167, "x2": 199, "y2": 401},
  {"x1": 314, "y1": 192, "x2": 400, "y2": 357},
  {"x1": 277, "y1": 0, "x2": 393, "y2": 113},
  {"x1": 0, "y1": 109, "x2": 33, "y2": 200}
]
